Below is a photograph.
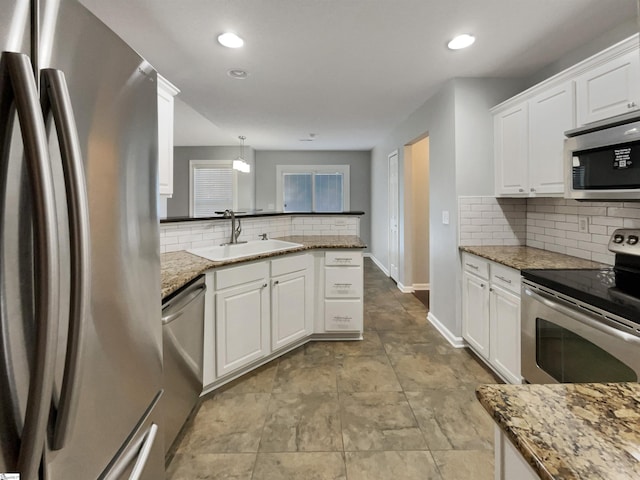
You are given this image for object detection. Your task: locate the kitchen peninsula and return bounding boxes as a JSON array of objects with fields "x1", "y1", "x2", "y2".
[{"x1": 160, "y1": 211, "x2": 367, "y2": 395}]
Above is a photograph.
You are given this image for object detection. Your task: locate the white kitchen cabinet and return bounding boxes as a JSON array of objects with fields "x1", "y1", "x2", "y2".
[
  {"x1": 271, "y1": 255, "x2": 313, "y2": 351},
  {"x1": 493, "y1": 35, "x2": 639, "y2": 198},
  {"x1": 494, "y1": 103, "x2": 529, "y2": 196},
  {"x1": 494, "y1": 82, "x2": 573, "y2": 197},
  {"x1": 324, "y1": 251, "x2": 363, "y2": 332},
  {"x1": 461, "y1": 253, "x2": 522, "y2": 384},
  {"x1": 157, "y1": 74, "x2": 180, "y2": 197},
  {"x1": 462, "y1": 270, "x2": 490, "y2": 360},
  {"x1": 490, "y1": 285, "x2": 521, "y2": 384},
  {"x1": 494, "y1": 426, "x2": 539, "y2": 480},
  {"x1": 528, "y1": 81, "x2": 574, "y2": 195},
  {"x1": 215, "y1": 262, "x2": 270, "y2": 377},
  {"x1": 575, "y1": 49, "x2": 640, "y2": 126}
]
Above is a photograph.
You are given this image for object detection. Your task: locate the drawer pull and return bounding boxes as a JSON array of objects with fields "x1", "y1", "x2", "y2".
[
  {"x1": 465, "y1": 263, "x2": 479, "y2": 270},
  {"x1": 334, "y1": 258, "x2": 352, "y2": 263},
  {"x1": 333, "y1": 283, "x2": 352, "y2": 288},
  {"x1": 495, "y1": 275, "x2": 512, "y2": 284}
]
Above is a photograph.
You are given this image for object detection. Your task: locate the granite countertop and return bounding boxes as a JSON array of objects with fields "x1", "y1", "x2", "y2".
[
  {"x1": 161, "y1": 235, "x2": 367, "y2": 299},
  {"x1": 459, "y1": 245, "x2": 603, "y2": 270},
  {"x1": 476, "y1": 383, "x2": 640, "y2": 480}
]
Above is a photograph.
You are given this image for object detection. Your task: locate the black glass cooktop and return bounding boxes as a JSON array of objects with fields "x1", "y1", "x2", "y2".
[{"x1": 521, "y1": 267, "x2": 640, "y2": 324}]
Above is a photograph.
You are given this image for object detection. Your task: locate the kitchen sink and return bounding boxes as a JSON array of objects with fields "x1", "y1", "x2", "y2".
[{"x1": 188, "y1": 239, "x2": 304, "y2": 261}]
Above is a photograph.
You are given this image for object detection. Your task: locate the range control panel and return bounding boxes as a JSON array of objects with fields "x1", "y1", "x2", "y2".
[{"x1": 608, "y1": 228, "x2": 640, "y2": 255}]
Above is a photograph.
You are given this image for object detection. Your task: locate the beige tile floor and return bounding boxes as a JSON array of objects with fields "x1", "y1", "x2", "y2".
[{"x1": 167, "y1": 259, "x2": 500, "y2": 480}]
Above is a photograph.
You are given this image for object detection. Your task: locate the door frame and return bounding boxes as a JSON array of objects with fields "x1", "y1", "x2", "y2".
[{"x1": 388, "y1": 150, "x2": 399, "y2": 282}]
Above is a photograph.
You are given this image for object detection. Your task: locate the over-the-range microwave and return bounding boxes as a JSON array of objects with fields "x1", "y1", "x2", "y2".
[{"x1": 565, "y1": 112, "x2": 640, "y2": 200}]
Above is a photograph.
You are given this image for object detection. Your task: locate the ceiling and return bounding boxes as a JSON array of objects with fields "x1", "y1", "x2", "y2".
[{"x1": 78, "y1": 0, "x2": 637, "y2": 150}]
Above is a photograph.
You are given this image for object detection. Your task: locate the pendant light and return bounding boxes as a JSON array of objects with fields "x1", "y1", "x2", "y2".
[{"x1": 233, "y1": 135, "x2": 251, "y2": 173}]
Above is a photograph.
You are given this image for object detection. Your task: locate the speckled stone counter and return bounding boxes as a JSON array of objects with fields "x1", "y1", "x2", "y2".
[
  {"x1": 476, "y1": 383, "x2": 640, "y2": 480},
  {"x1": 460, "y1": 245, "x2": 603, "y2": 270},
  {"x1": 161, "y1": 235, "x2": 366, "y2": 299}
]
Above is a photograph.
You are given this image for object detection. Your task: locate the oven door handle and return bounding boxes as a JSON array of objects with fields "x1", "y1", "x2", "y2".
[{"x1": 524, "y1": 285, "x2": 639, "y2": 343}]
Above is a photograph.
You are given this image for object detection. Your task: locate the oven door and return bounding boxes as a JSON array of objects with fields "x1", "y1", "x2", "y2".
[{"x1": 522, "y1": 281, "x2": 640, "y2": 384}]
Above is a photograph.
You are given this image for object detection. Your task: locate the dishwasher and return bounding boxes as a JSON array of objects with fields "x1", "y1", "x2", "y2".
[{"x1": 161, "y1": 275, "x2": 206, "y2": 454}]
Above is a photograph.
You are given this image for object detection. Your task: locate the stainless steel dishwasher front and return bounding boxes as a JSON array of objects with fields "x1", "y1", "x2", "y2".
[{"x1": 161, "y1": 275, "x2": 206, "y2": 454}]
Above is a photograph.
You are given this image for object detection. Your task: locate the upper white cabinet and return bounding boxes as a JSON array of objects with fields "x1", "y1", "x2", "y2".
[
  {"x1": 528, "y1": 81, "x2": 574, "y2": 195},
  {"x1": 575, "y1": 49, "x2": 640, "y2": 126},
  {"x1": 493, "y1": 34, "x2": 638, "y2": 198},
  {"x1": 157, "y1": 75, "x2": 180, "y2": 197},
  {"x1": 494, "y1": 103, "x2": 529, "y2": 196}
]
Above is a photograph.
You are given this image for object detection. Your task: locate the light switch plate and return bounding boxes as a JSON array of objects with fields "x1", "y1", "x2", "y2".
[{"x1": 442, "y1": 210, "x2": 450, "y2": 225}]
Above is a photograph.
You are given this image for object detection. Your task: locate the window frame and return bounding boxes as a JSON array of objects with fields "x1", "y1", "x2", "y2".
[
  {"x1": 276, "y1": 164, "x2": 350, "y2": 212},
  {"x1": 189, "y1": 159, "x2": 238, "y2": 216}
]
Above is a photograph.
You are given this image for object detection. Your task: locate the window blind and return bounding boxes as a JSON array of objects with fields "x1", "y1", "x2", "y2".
[{"x1": 192, "y1": 165, "x2": 233, "y2": 216}]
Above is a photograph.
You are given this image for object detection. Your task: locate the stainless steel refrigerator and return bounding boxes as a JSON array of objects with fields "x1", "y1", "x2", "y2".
[{"x1": 0, "y1": 0, "x2": 164, "y2": 479}]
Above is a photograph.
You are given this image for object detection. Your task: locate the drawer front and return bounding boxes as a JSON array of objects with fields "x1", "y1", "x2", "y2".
[
  {"x1": 216, "y1": 261, "x2": 269, "y2": 290},
  {"x1": 491, "y1": 263, "x2": 521, "y2": 295},
  {"x1": 271, "y1": 253, "x2": 309, "y2": 277},
  {"x1": 325, "y1": 267, "x2": 362, "y2": 298},
  {"x1": 325, "y1": 251, "x2": 362, "y2": 267},
  {"x1": 462, "y1": 253, "x2": 489, "y2": 279},
  {"x1": 324, "y1": 299, "x2": 363, "y2": 331}
]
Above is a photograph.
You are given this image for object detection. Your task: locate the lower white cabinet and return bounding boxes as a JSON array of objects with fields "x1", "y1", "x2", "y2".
[
  {"x1": 271, "y1": 255, "x2": 313, "y2": 351},
  {"x1": 202, "y1": 249, "x2": 363, "y2": 388},
  {"x1": 461, "y1": 253, "x2": 522, "y2": 384},
  {"x1": 461, "y1": 270, "x2": 490, "y2": 359},
  {"x1": 489, "y1": 285, "x2": 521, "y2": 385},
  {"x1": 215, "y1": 263, "x2": 270, "y2": 377},
  {"x1": 494, "y1": 426, "x2": 539, "y2": 480},
  {"x1": 324, "y1": 251, "x2": 363, "y2": 332}
]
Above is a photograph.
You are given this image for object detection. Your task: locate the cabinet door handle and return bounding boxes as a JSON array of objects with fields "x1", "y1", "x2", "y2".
[
  {"x1": 273, "y1": 280, "x2": 279, "y2": 286},
  {"x1": 262, "y1": 283, "x2": 268, "y2": 288},
  {"x1": 480, "y1": 283, "x2": 485, "y2": 288},
  {"x1": 495, "y1": 275, "x2": 512, "y2": 284},
  {"x1": 518, "y1": 188, "x2": 524, "y2": 192},
  {"x1": 465, "y1": 263, "x2": 479, "y2": 270},
  {"x1": 628, "y1": 102, "x2": 637, "y2": 109},
  {"x1": 530, "y1": 188, "x2": 535, "y2": 192}
]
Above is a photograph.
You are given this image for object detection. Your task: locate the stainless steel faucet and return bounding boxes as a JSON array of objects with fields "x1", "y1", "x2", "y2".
[{"x1": 222, "y1": 210, "x2": 246, "y2": 245}]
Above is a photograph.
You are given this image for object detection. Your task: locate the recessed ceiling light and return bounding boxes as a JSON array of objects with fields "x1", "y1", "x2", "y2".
[
  {"x1": 447, "y1": 34, "x2": 475, "y2": 50},
  {"x1": 218, "y1": 32, "x2": 244, "y2": 48},
  {"x1": 227, "y1": 69, "x2": 248, "y2": 79}
]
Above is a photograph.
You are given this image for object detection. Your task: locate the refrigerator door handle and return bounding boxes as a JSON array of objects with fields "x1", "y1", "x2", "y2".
[
  {"x1": 128, "y1": 423, "x2": 159, "y2": 480},
  {"x1": 0, "y1": 52, "x2": 60, "y2": 480},
  {"x1": 40, "y1": 68, "x2": 91, "y2": 451}
]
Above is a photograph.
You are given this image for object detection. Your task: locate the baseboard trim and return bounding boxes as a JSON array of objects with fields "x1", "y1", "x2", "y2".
[
  {"x1": 427, "y1": 312, "x2": 465, "y2": 348},
  {"x1": 397, "y1": 282, "x2": 413, "y2": 293},
  {"x1": 413, "y1": 283, "x2": 430, "y2": 290},
  {"x1": 366, "y1": 253, "x2": 390, "y2": 276}
]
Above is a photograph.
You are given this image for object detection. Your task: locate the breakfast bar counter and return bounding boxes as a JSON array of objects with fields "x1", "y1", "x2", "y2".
[{"x1": 476, "y1": 382, "x2": 640, "y2": 480}]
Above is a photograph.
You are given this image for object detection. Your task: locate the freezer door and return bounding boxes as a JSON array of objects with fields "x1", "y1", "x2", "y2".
[{"x1": 38, "y1": 0, "x2": 163, "y2": 478}]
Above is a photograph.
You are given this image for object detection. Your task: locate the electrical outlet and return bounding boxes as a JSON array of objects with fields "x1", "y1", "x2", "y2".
[
  {"x1": 578, "y1": 216, "x2": 589, "y2": 233},
  {"x1": 442, "y1": 210, "x2": 450, "y2": 225}
]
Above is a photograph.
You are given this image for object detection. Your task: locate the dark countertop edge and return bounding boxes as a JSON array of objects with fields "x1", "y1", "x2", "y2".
[
  {"x1": 161, "y1": 211, "x2": 366, "y2": 224},
  {"x1": 161, "y1": 240, "x2": 367, "y2": 299}
]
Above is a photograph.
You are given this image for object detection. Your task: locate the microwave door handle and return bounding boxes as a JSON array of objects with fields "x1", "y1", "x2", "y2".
[
  {"x1": 41, "y1": 68, "x2": 91, "y2": 451},
  {"x1": 524, "y1": 286, "x2": 639, "y2": 343},
  {"x1": 0, "y1": 52, "x2": 61, "y2": 480}
]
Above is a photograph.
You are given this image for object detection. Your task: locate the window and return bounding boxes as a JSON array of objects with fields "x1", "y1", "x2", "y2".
[
  {"x1": 276, "y1": 165, "x2": 349, "y2": 212},
  {"x1": 189, "y1": 160, "x2": 237, "y2": 216}
]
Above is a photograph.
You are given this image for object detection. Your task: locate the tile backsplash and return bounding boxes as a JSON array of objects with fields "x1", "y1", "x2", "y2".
[
  {"x1": 459, "y1": 196, "x2": 640, "y2": 265},
  {"x1": 160, "y1": 215, "x2": 360, "y2": 253}
]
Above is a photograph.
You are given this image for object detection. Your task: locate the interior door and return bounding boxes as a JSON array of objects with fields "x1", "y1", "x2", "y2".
[{"x1": 388, "y1": 150, "x2": 399, "y2": 281}]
